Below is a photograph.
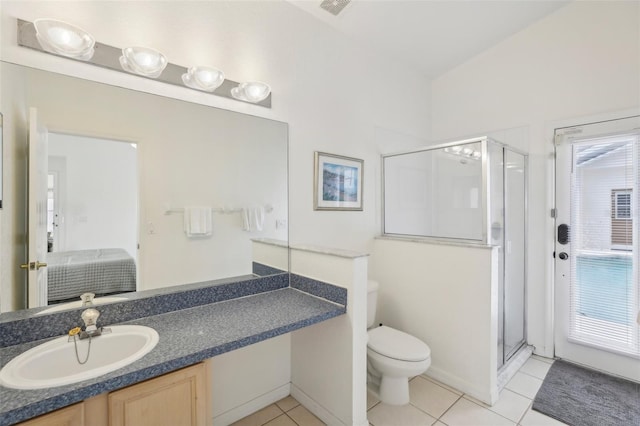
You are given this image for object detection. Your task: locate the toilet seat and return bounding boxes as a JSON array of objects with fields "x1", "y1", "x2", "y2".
[{"x1": 367, "y1": 326, "x2": 430, "y2": 362}]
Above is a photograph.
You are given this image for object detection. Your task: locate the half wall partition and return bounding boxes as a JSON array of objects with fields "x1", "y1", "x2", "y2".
[{"x1": 382, "y1": 137, "x2": 527, "y2": 368}]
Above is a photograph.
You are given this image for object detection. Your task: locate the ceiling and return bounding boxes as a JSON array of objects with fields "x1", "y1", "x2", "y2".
[{"x1": 289, "y1": 0, "x2": 571, "y2": 79}]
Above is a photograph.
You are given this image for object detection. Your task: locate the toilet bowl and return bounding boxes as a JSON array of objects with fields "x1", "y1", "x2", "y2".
[{"x1": 367, "y1": 280, "x2": 431, "y2": 405}]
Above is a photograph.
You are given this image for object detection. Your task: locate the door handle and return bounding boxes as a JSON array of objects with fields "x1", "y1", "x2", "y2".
[
  {"x1": 558, "y1": 224, "x2": 570, "y2": 245},
  {"x1": 19, "y1": 261, "x2": 48, "y2": 270}
]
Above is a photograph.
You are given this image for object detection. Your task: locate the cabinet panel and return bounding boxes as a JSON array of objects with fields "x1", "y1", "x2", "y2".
[
  {"x1": 109, "y1": 362, "x2": 209, "y2": 426},
  {"x1": 18, "y1": 403, "x2": 84, "y2": 426}
]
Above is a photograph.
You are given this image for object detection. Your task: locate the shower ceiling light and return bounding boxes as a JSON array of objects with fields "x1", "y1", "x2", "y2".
[
  {"x1": 231, "y1": 81, "x2": 271, "y2": 103},
  {"x1": 33, "y1": 18, "x2": 95, "y2": 61},
  {"x1": 182, "y1": 66, "x2": 225, "y2": 92},
  {"x1": 119, "y1": 46, "x2": 167, "y2": 78}
]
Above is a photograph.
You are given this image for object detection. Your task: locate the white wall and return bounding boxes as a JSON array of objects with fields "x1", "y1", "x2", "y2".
[
  {"x1": 370, "y1": 238, "x2": 499, "y2": 404},
  {"x1": 211, "y1": 334, "x2": 291, "y2": 426},
  {"x1": 48, "y1": 133, "x2": 138, "y2": 258},
  {"x1": 429, "y1": 0, "x2": 640, "y2": 356},
  {"x1": 289, "y1": 247, "x2": 368, "y2": 426}
]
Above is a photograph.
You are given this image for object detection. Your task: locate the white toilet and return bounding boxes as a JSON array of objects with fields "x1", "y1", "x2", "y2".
[{"x1": 367, "y1": 280, "x2": 431, "y2": 405}]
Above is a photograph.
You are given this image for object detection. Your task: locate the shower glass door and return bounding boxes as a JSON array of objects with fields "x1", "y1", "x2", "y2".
[{"x1": 503, "y1": 150, "x2": 527, "y2": 361}]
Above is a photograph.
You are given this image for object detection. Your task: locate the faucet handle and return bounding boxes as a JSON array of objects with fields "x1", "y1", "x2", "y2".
[
  {"x1": 80, "y1": 293, "x2": 95, "y2": 306},
  {"x1": 81, "y1": 308, "x2": 100, "y2": 332}
]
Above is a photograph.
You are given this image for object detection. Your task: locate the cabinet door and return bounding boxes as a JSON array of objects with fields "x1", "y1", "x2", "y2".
[
  {"x1": 18, "y1": 402, "x2": 84, "y2": 426},
  {"x1": 109, "y1": 362, "x2": 209, "y2": 426}
]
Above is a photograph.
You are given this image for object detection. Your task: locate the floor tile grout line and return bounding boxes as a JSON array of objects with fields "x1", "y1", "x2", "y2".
[
  {"x1": 457, "y1": 392, "x2": 527, "y2": 425},
  {"x1": 503, "y1": 386, "x2": 540, "y2": 401},
  {"x1": 435, "y1": 393, "x2": 464, "y2": 422},
  {"x1": 284, "y1": 411, "x2": 301, "y2": 425},
  {"x1": 258, "y1": 404, "x2": 285, "y2": 426},
  {"x1": 517, "y1": 368, "x2": 549, "y2": 381},
  {"x1": 517, "y1": 401, "x2": 534, "y2": 425},
  {"x1": 407, "y1": 401, "x2": 439, "y2": 421}
]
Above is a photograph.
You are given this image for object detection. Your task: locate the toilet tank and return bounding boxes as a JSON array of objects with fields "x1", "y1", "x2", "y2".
[{"x1": 367, "y1": 280, "x2": 379, "y2": 328}]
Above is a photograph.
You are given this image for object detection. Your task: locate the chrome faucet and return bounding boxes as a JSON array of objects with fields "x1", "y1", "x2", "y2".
[
  {"x1": 78, "y1": 307, "x2": 110, "y2": 339},
  {"x1": 80, "y1": 292, "x2": 95, "y2": 307}
]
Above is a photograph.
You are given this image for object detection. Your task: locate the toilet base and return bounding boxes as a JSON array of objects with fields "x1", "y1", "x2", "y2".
[{"x1": 379, "y1": 376, "x2": 410, "y2": 405}]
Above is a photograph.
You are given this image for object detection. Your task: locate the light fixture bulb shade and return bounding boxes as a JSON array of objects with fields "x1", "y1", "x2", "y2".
[
  {"x1": 182, "y1": 66, "x2": 225, "y2": 92},
  {"x1": 119, "y1": 46, "x2": 167, "y2": 78},
  {"x1": 34, "y1": 18, "x2": 95, "y2": 61},
  {"x1": 231, "y1": 81, "x2": 271, "y2": 103}
]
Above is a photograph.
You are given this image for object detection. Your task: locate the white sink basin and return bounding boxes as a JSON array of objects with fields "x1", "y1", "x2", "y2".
[
  {"x1": 0, "y1": 325, "x2": 159, "y2": 389},
  {"x1": 35, "y1": 296, "x2": 129, "y2": 315}
]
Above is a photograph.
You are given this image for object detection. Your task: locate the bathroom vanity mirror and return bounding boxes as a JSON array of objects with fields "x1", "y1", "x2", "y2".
[{"x1": 0, "y1": 61, "x2": 288, "y2": 315}]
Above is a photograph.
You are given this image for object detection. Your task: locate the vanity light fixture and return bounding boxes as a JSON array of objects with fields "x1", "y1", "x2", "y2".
[
  {"x1": 231, "y1": 81, "x2": 271, "y2": 103},
  {"x1": 119, "y1": 46, "x2": 167, "y2": 78},
  {"x1": 33, "y1": 18, "x2": 95, "y2": 61},
  {"x1": 18, "y1": 19, "x2": 272, "y2": 107},
  {"x1": 182, "y1": 66, "x2": 225, "y2": 92}
]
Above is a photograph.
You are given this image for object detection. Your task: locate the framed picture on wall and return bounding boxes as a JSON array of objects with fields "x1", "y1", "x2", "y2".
[{"x1": 314, "y1": 151, "x2": 363, "y2": 211}]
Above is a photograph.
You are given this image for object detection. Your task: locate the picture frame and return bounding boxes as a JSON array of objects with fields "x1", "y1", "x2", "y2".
[{"x1": 314, "y1": 151, "x2": 363, "y2": 211}]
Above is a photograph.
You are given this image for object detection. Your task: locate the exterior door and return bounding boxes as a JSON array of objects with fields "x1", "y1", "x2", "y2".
[
  {"x1": 554, "y1": 115, "x2": 640, "y2": 381},
  {"x1": 25, "y1": 107, "x2": 49, "y2": 308}
]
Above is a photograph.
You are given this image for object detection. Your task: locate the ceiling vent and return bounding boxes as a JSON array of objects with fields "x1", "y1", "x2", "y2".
[{"x1": 319, "y1": 0, "x2": 351, "y2": 16}]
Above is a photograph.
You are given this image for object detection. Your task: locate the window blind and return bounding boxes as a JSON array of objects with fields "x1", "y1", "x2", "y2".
[{"x1": 570, "y1": 134, "x2": 640, "y2": 357}]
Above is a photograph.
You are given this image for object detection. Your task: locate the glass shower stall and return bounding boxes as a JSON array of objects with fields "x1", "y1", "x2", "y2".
[{"x1": 382, "y1": 136, "x2": 527, "y2": 368}]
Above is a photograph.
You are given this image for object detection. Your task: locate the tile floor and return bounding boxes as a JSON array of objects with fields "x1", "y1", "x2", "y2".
[{"x1": 233, "y1": 355, "x2": 567, "y2": 426}]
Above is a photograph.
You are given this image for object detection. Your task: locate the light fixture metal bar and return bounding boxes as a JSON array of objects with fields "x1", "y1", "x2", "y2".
[{"x1": 16, "y1": 19, "x2": 271, "y2": 108}]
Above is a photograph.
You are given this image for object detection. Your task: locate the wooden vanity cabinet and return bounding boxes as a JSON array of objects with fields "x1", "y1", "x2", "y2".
[
  {"x1": 109, "y1": 361, "x2": 211, "y2": 426},
  {"x1": 17, "y1": 403, "x2": 85, "y2": 426},
  {"x1": 16, "y1": 395, "x2": 108, "y2": 426},
  {"x1": 17, "y1": 361, "x2": 211, "y2": 426}
]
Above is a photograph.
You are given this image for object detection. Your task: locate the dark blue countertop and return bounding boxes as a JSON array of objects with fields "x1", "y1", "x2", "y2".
[{"x1": 0, "y1": 287, "x2": 346, "y2": 426}]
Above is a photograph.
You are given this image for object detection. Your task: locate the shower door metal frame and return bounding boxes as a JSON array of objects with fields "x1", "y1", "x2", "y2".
[
  {"x1": 381, "y1": 136, "x2": 493, "y2": 245},
  {"x1": 500, "y1": 146, "x2": 529, "y2": 366}
]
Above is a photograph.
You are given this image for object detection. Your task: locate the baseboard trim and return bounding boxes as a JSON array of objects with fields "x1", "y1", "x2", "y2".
[
  {"x1": 425, "y1": 366, "x2": 497, "y2": 405},
  {"x1": 213, "y1": 383, "x2": 291, "y2": 426},
  {"x1": 291, "y1": 384, "x2": 367, "y2": 426}
]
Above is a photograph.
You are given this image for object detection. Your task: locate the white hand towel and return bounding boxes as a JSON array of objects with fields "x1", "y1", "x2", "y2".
[
  {"x1": 252, "y1": 206, "x2": 265, "y2": 232},
  {"x1": 242, "y1": 206, "x2": 265, "y2": 232},
  {"x1": 242, "y1": 208, "x2": 251, "y2": 231},
  {"x1": 184, "y1": 206, "x2": 212, "y2": 237}
]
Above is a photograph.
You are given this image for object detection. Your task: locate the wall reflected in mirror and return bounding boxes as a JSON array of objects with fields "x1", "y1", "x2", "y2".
[{"x1": 0, "y1": 61, "x2": 288, "y2": 315}]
